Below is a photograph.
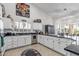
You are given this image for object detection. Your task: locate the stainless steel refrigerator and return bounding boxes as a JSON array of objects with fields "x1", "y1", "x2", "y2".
[{"x1": 45, "y1": 25, "x2": 55, "y2": 35}]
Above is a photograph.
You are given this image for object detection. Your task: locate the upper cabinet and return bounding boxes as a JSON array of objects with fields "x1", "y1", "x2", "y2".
[
  {"x1": 33, "y1": 23, "x2": 42, "y2": 31},
  {"x1": 0, "y1": 5, "x2": 2, "y2": 18},
  {"x1": 2, "y1": 18, "x2": 12, "y2": 29}
]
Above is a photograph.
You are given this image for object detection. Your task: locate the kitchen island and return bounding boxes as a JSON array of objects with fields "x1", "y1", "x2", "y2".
[{"x1": 64, "y1": 44, "x2": 79, "y2": 56}]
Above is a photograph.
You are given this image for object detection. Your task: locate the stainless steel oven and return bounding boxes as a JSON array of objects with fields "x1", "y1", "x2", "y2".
[{"x1": 31, "y1": 34, "x2": 37, "y2": 44}]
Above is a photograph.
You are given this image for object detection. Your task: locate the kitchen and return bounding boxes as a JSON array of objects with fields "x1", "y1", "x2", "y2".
[{"x1": 0, "y1": 3, "x2": 79, "y2": 56}]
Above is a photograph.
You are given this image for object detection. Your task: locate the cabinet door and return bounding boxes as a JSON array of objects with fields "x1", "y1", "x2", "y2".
[
  {"x1": 25, "y1": 35, "x2": 31, "y2": 45},
  {"x1": 40, "y1": 36, "x2": 43, "y2": 44},
  {"x1": 43, "y1": 36, "x2": 54, "y2": 49},
  {"x1": 42, "y1": 36, "x2": 47, "y2": 46},
  {"x1": 33, "y1": 23, "x2": 42, "y2": 31},
  {"x1": 12, "y1": 36, "x2": 18, "y2": 48},
  {"x1": 4, "y1": 37, "x2": 13, "y2": 50},
  {"x1": 17, "y1": 36, "x2": 25, "y2": 47},
  {"x1": 59, "y1": 42, "x2": 67, "y2": 55},
  {"x1": 2, "y1": 18, "x2": 12, "y2": 29},
  {"x1": 54, "y1": 42, "x2": 60, "y2": 52},
  {"x1": 49, "y1": 37, "x2": 54, "y2": 49},
  {"x1": 45, "y1": 36, "x2": 51, "y2": 48},
  {"x1": 53, "y1": 37, "x2": 60, "y2": 52},
  {"x1": 37, "y1": 35, "x2": 42, "y2": 43}
]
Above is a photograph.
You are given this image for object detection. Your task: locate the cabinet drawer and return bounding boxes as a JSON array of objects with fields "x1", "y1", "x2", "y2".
[
  {"x1": 6, "y1": 45, "x2": 13, "y2": 49},
  {"x1": 5, "y1": 39, "x2": 12, "y2": 42},
  {"x1": 12, "y1": 44, "x2": 18, "y2": 48},
  {"x1": 5, "y1": 42, "x2": 12, "y2": 45}
]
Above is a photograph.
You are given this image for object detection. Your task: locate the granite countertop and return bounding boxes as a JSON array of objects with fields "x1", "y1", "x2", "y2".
[
  {"x1": 39, "y1": 34, "x2": 76, "y2": 41},
  {"x1": 64, "y1": 44, "x2": 79, "y2": 55},
  {"x1": 4, "y1": 32, "x2": 37, "y2": 37},
  {"x1": 3, "y1": 32, "x2": 76, "y2": 41}
]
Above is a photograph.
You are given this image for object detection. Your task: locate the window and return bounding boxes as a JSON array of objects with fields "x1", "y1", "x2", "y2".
[{"x1": 15, "y1": 21, "x2": 31, "y2": 29}]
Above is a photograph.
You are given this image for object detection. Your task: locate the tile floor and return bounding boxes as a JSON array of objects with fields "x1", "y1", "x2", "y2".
[{"x1": 4, "y1": 44, "x2": 63, "y2": 56}]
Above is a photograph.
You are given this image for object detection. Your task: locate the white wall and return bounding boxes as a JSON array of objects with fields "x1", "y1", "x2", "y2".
[{"x1": 2, "y1": 3, "x2": 53, "y2": 25}]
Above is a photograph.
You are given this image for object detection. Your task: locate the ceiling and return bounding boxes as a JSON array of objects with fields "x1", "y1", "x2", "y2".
[{"x1": 33, "y1": 3, "x2": 79, "y2": 19}]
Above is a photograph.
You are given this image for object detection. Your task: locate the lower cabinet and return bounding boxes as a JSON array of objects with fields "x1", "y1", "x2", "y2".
[
  {"x1": 4, "y1": 35, "x2": 31, "y2": 50},
  {"x1": 53, "y1": 38, "x2": 60, "y2": 53},
  {"x1": 4, "y1": 36, "x2": 14, "y2": 50},
  {"x1": 37, "y1": 35, "x2": 44, "y2": 44},
  {"x1": 17, "y1": 36, "x2": 26, "y2": 47},
  {"x1": 24, "y1": 35, "x2": 31, "y2": 45},
  {"x1": 37, "y1": 35, "x2": 54, "y2": 49},
  {"x1": 12, "y1": 37, "x2": 18, "y2": 48},
  {"x1": 4, "y1": 34, "x2": 75, "y2": 55},
  {"x1": 37, "y1": 35, "x2": 74, "y2": 55}
]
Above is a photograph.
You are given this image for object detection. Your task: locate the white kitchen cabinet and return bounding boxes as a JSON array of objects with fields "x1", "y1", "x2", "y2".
[
  {"x1": 2, "y1": 18, "x2": 12, "y2": 29},
  {"x1": 17, "y1": 35, "x2": 31, "y2": 47},
  {"x1": 58, "y1": 42, "x2": 67, "y2": 55},
  {"x1": 53, "y1": 37, "x2": 59, "y2": 51},
  {"x1": 33, "y1": 23, "x2": 42, "y2": 31},
  {"x1": 11, "y1": 36, "x2": 18, "y2": 48},
  {"x1": 4, "y1": 36, "x2": 13, "y2": 50},
  {"x1": 53, "y1": 38, "x2": 74, "y2": 55},
  {"x1": 37, "y1": 35, "x2": 74, "y2": 55},
  {"x1": 60, "y1": 38, "x2": 74, "y2": 55},
  {"x1": 42, "y1": 36, "x2": 47, "y2": 46},
  {"x1": 24, "y1": 35, "x2": 31, "y2": 45},
  {"x1": 4, "y1": 35, "x2": 32, "y2": 50},
  {"x1": 45, "y1": 36, "x2": 54, "y2": 49},
  {"x1": 37, "y1": 35, "x2": 43, "y2": 44},
  {"x1": 37, "y1": 35, "x2": 54, "y2": 49},
  {"x1": 50, "y1": 37, "x2": 54, "y2": 49},
  {"x1": 53, "y1": 39, "x2": 60, "y2": 52},
  {"x1": 17, "y1": 36, "x2": 26, "y2": 47},
  {"x1": 4, "y1": 36, "x2": 18, "y2": 50}
]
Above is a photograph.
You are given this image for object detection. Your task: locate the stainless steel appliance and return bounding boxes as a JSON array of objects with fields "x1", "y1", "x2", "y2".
[
  {"x1": 31, "y1": 34, "x2": 37, "y2": 44},
  {"x1": 45, "y1": 25, "x2": 55, "y2": 35}
]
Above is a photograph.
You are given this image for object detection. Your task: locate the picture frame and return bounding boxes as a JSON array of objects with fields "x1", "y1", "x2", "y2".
[{"x1": 16, "y1": 3, "x2": 30, "y2": 18}]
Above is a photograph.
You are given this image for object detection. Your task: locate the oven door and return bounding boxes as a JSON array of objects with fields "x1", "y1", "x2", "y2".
[{"x1": 32, "y1": 35, "x2": 37, "y2": 44}]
